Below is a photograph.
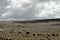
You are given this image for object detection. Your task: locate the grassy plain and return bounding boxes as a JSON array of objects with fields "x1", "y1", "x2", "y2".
[{"x1": 0, "y1": 21, "x2": 59, "y2": 40}]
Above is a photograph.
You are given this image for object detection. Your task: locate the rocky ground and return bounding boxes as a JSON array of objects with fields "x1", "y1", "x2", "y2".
[{"x1": 0, "y1": 21, "x2": 60, "y2": 40}]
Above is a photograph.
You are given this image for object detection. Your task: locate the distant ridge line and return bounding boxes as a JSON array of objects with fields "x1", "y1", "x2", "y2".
[{"x1": 14, "y1": 18, "x2": 60, "y2": 23}]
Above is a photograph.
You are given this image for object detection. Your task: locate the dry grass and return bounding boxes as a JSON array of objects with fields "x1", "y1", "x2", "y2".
[{"x1": 0, "y1": 22, "x2": 59, "y2": 40}]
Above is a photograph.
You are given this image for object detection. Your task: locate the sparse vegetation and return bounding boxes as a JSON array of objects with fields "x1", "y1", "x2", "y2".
[{"x1": 0, "y1": 20, "x2": 60, "y2": 40}]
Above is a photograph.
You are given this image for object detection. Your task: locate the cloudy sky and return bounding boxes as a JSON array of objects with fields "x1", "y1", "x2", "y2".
[{"x1": 0, "y1": 0, "x2": 60, "y2": 21}]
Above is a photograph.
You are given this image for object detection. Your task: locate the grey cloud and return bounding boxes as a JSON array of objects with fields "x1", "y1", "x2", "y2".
[
  {"x1": 32, "y1": 0, "x2": 60, "y2": 3},
  {"x1": 0, "y1": 0, "x2": 60, "y2": 21},
  {"x1": 1, "y1": 3, "x2": 39, "y2": 20},
  {"x1": 0, "y1": 0, "x2": 9, "y2": 6},
  {"x1": 0, "y1": 0, "x2": 10, "y2": 18},
  {"x1": 32, "y1": 0, "x2": 50, "y2": 2}
]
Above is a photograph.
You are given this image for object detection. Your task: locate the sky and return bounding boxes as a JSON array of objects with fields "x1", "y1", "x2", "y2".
[{"x1": 0, "y1": 0, "x2": 60, "y2": 21}]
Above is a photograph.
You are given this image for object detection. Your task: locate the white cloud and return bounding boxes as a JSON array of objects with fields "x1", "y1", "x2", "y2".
[{"x1": 35, "y1": 1, "x2": 60, "y2": 19}]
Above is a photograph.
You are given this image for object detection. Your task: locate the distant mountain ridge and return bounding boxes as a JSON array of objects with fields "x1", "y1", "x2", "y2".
[{"x1": 14, "y1": 18, "x2": 60, "y2": 23}]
